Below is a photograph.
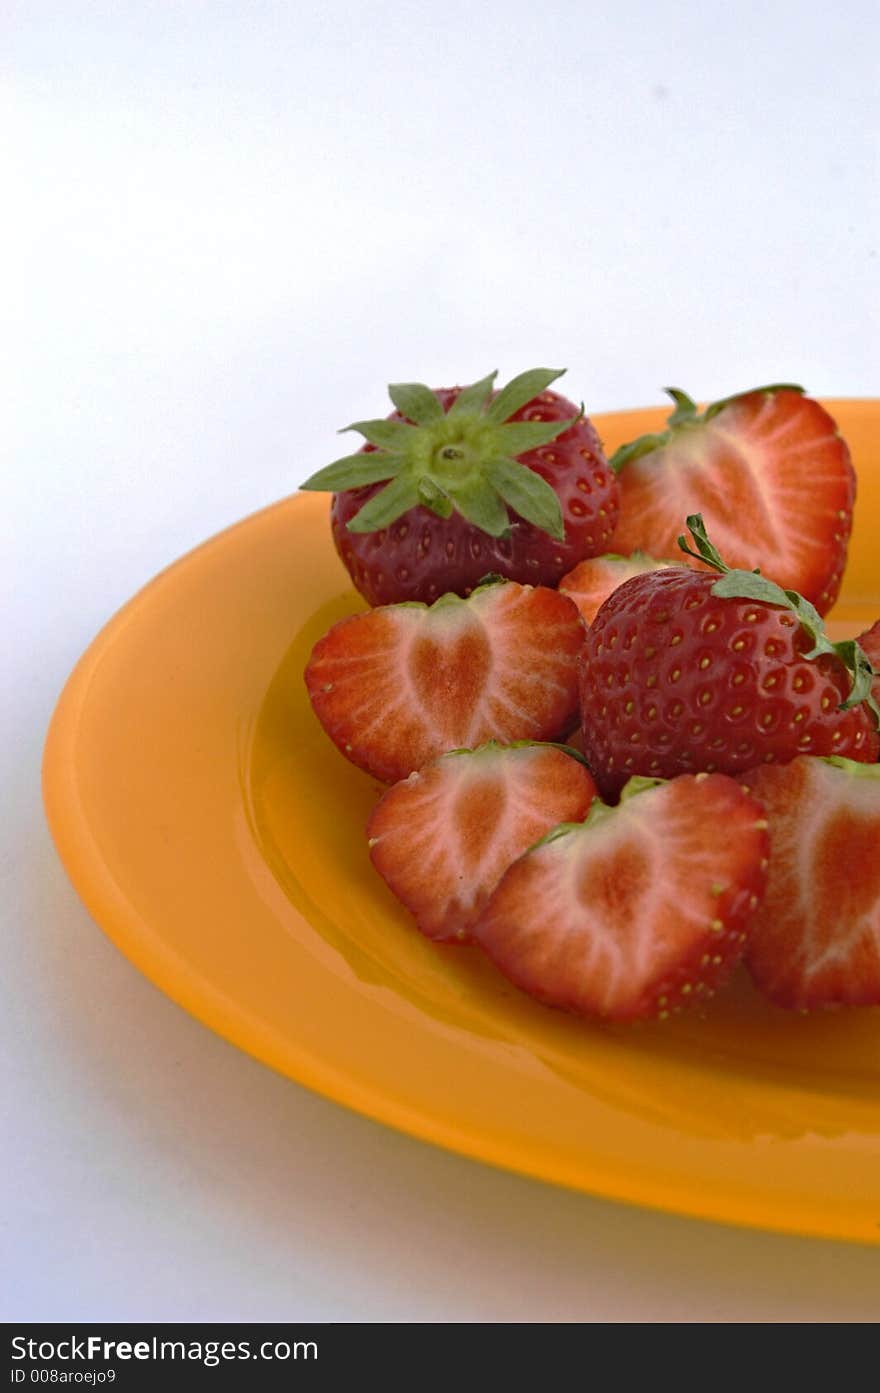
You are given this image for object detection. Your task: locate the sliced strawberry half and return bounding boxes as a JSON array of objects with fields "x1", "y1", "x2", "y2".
[
  {"x1": 474, "y1": 773, "x2": 768, "y2": 1021},
  {"x1": 739, "y1": 756, "x2": 880, "y2": 1010},
  {"x1": 367, "y1": 742, "x2": 598, "y2": 943},
  {"x1": 610, "y1": 386, "x2": 855, "y2": 615},
  {"x1": 559, "y1": 551, "x2": 683, "y2": 627},
  {"x1": 304, "y1": 579, "x2": 585, "y2": 783}
]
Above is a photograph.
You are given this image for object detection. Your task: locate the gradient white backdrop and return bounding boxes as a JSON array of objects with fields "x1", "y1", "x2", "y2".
[{"x1": 4, "y1": 0, "x2": 880, "y2": 1322}]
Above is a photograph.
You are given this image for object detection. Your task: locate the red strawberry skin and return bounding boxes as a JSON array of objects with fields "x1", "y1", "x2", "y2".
[
  {"x1": 559, "y1": 552, "x2": 683, "y2": 627},
  {"x1": 613, "y1": 389, "x2": 855, "y2": 615},
  {"x1": 305, "y1": 581, "x2": 586, "y2": 783},
  {"x1": 367, "y1": 743, "x2": 597, "y2": 943},
  {"x1": 333, "y1": 387, "x2": 619, "y2": 606},
  {"x1": 579, "y1": 567, "x2": 879, "y2": 802},
  {"x1": 474, "y1": 773, "x2": 769, "y2": 1022},
  {"x1": 739, "y1": 757, "x2": 880, "y2": 1010}
]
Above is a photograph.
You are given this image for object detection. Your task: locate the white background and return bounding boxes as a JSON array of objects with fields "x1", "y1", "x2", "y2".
[{"x1": 4, "y1": 0, "x2": 880, "y2": 1323}]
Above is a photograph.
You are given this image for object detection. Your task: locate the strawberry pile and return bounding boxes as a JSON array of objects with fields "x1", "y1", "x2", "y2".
[{"x1": 302, "y1": 371, "x2": 880, "y2": 1022}]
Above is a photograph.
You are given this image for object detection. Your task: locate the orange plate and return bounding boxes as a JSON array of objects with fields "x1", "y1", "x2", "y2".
[{"x1": 43, "y1": 402, "x2": 880, "y2": 1244}]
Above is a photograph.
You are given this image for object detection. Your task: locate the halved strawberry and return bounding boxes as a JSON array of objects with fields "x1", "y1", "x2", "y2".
[
  {"x1": 610, "y1": 386, "x2": 855, "y2": 615},
  {"x1": 304, "y1": 579, "x2": 585, "y2": 783},
  {"x1": 367, "y1": 742, "x2": 598, "y2": 943},
  {"x1": 739, "y1": 756, "x2": 880, "y2": 1010},
  {"x1": 559, "y1": 551, "x2": 683, "y2": 627},
  {"x1": 474, "y1": 773, "x2": 768, "y2": 1021}
]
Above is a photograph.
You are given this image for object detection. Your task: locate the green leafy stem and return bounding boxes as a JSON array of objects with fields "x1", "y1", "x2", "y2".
[
  {"x1": 678, "y1": 514, "x2": 879, "y2": 728},
  {"x1": 300, "y1": 367, "x2": 583, "y2": 541}
]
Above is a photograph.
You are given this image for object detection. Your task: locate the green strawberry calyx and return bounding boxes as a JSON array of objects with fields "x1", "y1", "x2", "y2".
[
  {"x1": 677, "y1": 514, "x2": 880, "y2": 728},
  {"x1": 300, "y1": 368, "x2": 582, "y2": 541},
  {"x1": 608, "y1": 383, "x2": 805, "y2": 474}
]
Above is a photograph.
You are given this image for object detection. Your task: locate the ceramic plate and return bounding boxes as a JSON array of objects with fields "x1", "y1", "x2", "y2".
[{"x1": 43, "y1": 402, "x2": 880, "y2": 1244}]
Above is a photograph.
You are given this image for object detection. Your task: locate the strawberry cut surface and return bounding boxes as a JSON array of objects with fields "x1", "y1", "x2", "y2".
[
  {"x1": 739, "y1": 757, "x2": 880, "y2": 1010},
  {"x1": 305, "y1": 580, "x2": 586, "y2": 783},
  {"x1": 611, "y1": 388, "x2": 855, "y2": 615},
  {"x1": 474, "y1": 773, "x2": 769, "y2": 1021},
  {"x1": 367, "y1": 742, "x2": 597, "y2": 943}
]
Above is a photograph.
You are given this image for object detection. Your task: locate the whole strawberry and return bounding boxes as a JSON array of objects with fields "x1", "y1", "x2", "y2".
[
  {"x1": 610, "y1": 385, "x2": 855, "y2": 615},
  {"x1": 579, "y1": 515, "x2": 879, "y2": 801},
  {"x1": 301, "y1": 368, "x2": 619, "y2": 605}
]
